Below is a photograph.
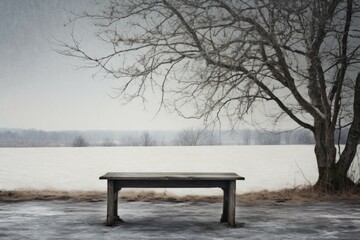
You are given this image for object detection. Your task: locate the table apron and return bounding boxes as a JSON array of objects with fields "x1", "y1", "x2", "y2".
[{"x1": 113, "y1": 180, "x2": 231, "y2": 189}]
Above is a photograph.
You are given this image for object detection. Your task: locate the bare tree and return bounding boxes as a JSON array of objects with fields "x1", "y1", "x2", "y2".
[
  {"x1": 255, "y1": 131, "x2": 281, "y2": 145},
  {"x1": 122, "y1": 135, "x2": 139, "y2": 146},
  {"x1": 122, "y1": 132, "x2": 157, "y2": 146},
  {"x1": 240, "y1": 129, "x2": 252, "y2": 145},
  {"x1": 103, "y1": 138, "x2": 116, "y2": 147},
  {"x1": 140, "y1": 131, "x2": 157, "y2": 146},
  {"x1": 173, "y1": 128, "x2": 212, "y2": 146},
  {"x1": 59, "y1": 0, "x2": 360, "y2": 191},
  {"x1": 72, "y1": 136, "x2": 89, "y2": 147}
]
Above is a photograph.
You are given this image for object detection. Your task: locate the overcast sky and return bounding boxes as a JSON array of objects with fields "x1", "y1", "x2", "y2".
[{"x1": 0, "y1": 0, "x2": 206, "y2": 131}]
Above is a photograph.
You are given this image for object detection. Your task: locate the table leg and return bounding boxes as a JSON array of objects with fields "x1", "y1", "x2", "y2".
[
  {"x1": 221, "y1": 181, "x2": 236, "y2": 227},
  {"x1": 106, "y1": 180, "x2": 115, "y2": 226},
  {"x1": 228, "y1": 180, "x2": 236, "y2": 227},
  {"x1": 220, "y1": 187, "x2": 229, "y2": 223},
  {"x1": 114, "y1": 188, "x2": 122, "y2": 222}
]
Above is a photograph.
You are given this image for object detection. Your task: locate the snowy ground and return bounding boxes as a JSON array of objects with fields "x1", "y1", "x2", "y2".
[
  {"x1": 0, "y1": 145, "x2": 321, "y2": 194},
  {"x1": 1, "y1": 200, "x2": 359, "y2": 239},
  {"x1": 2, "y1": 145, "x2": 359, "y2": 194}
]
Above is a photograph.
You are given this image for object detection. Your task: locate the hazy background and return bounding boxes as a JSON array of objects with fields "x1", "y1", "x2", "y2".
[{"x1": 0, "y1": 0, "x2": 205, "y2": 131}]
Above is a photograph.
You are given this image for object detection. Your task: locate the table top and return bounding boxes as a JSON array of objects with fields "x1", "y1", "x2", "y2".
[{"x1": 99, "y1": 172, "x2": 245, "y2": 181}]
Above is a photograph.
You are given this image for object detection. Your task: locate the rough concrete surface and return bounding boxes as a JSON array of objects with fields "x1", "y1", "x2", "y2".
[{"x1": 1, "y1": 200, "x2": 359, "y2": 239}]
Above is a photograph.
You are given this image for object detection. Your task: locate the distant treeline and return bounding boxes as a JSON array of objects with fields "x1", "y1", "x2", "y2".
[{"x1": 0, "y1": 128, "x2": 350, "y2": 148}]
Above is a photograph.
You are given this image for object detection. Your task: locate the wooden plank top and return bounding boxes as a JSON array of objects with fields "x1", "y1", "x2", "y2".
[{"x1": 99, "y1": 172, "x2": 245, "y2": 181}]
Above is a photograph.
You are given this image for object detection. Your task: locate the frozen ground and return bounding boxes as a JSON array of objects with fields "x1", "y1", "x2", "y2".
[{"x1": 1, "y1": 200, "x2": 359, "y2": 239}]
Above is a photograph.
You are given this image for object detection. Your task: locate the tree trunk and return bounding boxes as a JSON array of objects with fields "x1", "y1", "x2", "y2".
[
  {"x1": 314, "y1": 73, "x2": 360, "y2": 192},
  {"x1": 315, "y1": 147, "x2": 354, "y2": 192},
  {"x1": 335, "y1": 73, "x2": 360, "y2": 189},
  {"x1": 313, "y1": 119, "x2": 338, "y2": 191}
]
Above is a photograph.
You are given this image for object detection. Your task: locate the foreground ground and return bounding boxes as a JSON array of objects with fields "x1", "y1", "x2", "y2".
[{"x1": 1, "y1": 197, "x2": 359, "y2": 239}]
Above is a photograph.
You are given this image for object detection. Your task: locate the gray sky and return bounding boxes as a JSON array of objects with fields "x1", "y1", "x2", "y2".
[{"x1": 0, "y1": 0, "x2": 203, "y2": 131}]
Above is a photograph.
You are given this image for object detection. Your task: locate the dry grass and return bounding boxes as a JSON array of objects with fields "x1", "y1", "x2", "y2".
[
  {"x1": 1, "y1": 186, "x2": 359, "y2": 203},
  {"x1": 0, "y1": 190, "x2": 106, "y2": 202},
  {"x1": 239, "y1": 186, "x2": 360, "y2": 203}
]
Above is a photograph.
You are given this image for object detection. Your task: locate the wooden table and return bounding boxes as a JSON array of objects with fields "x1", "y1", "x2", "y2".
[{"x1": 99, "y1": 172, "x2": 245, "y2": 227}]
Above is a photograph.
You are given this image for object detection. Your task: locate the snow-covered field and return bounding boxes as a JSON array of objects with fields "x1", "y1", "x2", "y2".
[{"x1": 0, "y1": 145, "x2": 324, "y2": 195}]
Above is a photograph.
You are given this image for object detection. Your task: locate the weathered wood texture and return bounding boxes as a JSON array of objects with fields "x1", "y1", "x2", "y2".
[
  {"x1": 100, "y1": 172, "x2": 244, "y2": 227},
  {"x1": 100, "y1": 172, "x2": 244, "y2": 181},
  {"x1": 227, "y1": 180, "x2": 236, "y2": 226},
  {"x1": 106, "y1": 180, "x2": 115, "y2": 226}
]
